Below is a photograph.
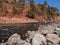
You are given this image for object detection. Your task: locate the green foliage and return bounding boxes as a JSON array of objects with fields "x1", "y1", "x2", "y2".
[
  {"x1": 12, "y1": 7, "x2": 18, "y2": 14},
  {"x1": 0, "y1": 1, "x2": 2, "y2": 8},
  {"x1": 27, "y1": 10, "x2": 35, "y2": 19},
  {"x1": 38, "y1": 0, "x2": 60, "y2": 20},
  {"x1": 19, "y1": 0, "x2": 25, "y2": 6},
  {"x1": 26, "y1": 0, "x2": 35, "y2": 19},
  {"x1": 0, "y1": 0, "x2": 60, "y2": 20}
]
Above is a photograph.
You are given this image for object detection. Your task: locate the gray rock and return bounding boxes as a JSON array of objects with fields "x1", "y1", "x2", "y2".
[
  {"x1": 7, "y1": 33, "x2": 21, "y2": 45},
  {"x1": 16, "y1": 40, "x2": 31, "y2": 45},
  {"x1": 41, "y1": 30, "x2": 54, "y2": 34},
  {"x1": 46, "y1": 34, "x2": 60, "y2": 44},
  {"x1": 32, "y1": 33, "x2": 47, "y2": 45},
  {"x1": 7, "y1": 33, "x2": 31, "y2": 45},
  {"x1": 26, "y1": 31, "x2": 35, "y2": 43},
  {"x1": 0, "y1": 43, "x2": 6, "y2": 45},
  {"x1": 48, "y1": 42, "x2": 59, "y2": 45},
  {"x1": 54, "y1": 27, "x2": 60, "y2": 36},
  {"x1": 55, "y1": 27, "x2": 60, "y2": 31}
]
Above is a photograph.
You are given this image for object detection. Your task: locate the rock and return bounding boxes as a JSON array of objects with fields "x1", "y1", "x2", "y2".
[
  {"x1": 38, "y1": 25, "x2": 54, "y2": 34},
  {"x1": 7, "y1": 33, "x2": 21, "y2": 45},
  {"x1": 41, "y1": 30, "x2": 54, "y2": 35},
  {"x1": 53, "y1": 30, "x2": 60, "y2": 37},
  {"x1": 22, "y1": 41, "x2": 31, "y2": 45},
  {"x1": 26, "y1": 31, "x2": 36, "y2": 43},
  {"x1": 0, "y1": 43, "x2": 6, "y2": 45},
  {"x1": 56, "y1": 27, "x2": 60, "y2": 31},
  {"x1": 46, "y1": 34, "x2": 60, "y2": 44},
  {"x1": 32, "y1": 33, "x2": 47, "y2": 45},
  {"x1": 16, "y1": 40, "x2": 31, "y2": 45},
  {"x1": 48, "y1": 42, "x2": 59, "y2": 45},
  {"x1": 27, "y1": 31, "x2": 35, "y2": 37},
  {"x1": 54, "y1": 27, "x2": 60, "y2": 36},
  {"x1": 7, "y1": 33, "x2": 31, "y2": 45}
]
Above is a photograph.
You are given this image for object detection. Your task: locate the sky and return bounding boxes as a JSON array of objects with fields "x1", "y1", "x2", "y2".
[{"x1": 34, "y1": 0, "x2": 60, "y2": 13}]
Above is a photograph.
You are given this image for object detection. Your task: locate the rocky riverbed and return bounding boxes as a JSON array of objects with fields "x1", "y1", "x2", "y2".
[{"x1": 0, "y1": 23, "x2": 60, "y2": 45}]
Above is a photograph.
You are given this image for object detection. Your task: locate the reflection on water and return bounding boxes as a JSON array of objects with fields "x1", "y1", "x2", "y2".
[
  {"x1": 0, "y1": 22, "x2": 39, "y2": 42},
  {"x1": 0, "y1": 26, "x2": 20, "y2": 42}
]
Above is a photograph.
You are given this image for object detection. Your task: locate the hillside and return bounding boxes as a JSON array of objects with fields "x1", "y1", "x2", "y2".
[{"x1": 0, "y1": 0, "x2": 60, "y2": 22}]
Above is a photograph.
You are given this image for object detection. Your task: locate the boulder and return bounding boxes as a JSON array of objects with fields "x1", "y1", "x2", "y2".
[
  {"x1": 41, "y1": 30, "x2": 54, "y2": 34},
  {"x1": 26, "y1": 31, "x2": 36, "y2": 42},
  {"x1": 46, "y1": 34, "x2": 60, "y2": 44},
  {"x1": 48, "y1": 42, "x2": 59, "y2": 45},
  {"x1": 56, "y1": 27, "x2": 60, "y2": 31},
  {"x1": 32, "y1": 33, "x2": 47, "y2": 45},
  {"x1": 7, "y1": 33, "x2": 31, "y2": 45},
  {"x1": 0, "y1": 43, "x2": 6, "y2": 45},
  {"x1": 16, "y1": 40, "x2": 31, "y2": 45},
  {"x1": 7, "y1": 33, "x2": 21, "y2": 45},
  {"x1": 54, "y1": 27, "x2": 60, "y2": 36},
  {"x1": 22, "y1": 41, "x2": 31, "y2": 45}
]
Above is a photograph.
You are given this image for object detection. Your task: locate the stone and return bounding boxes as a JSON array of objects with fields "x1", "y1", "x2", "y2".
[
  {"x1": 53, "y1": 30, "x2": 60, "y2": 37},
  {"x1": 32, "y1": 33, "x2": 47, "y2": 45},
  {"x1": 55, "y1": 27, "x2": 60, "y2": 31},
  {"x1": 26, "y1": 31, "x2": 36, "y2": 43},
  {"x1": 7, "y1": 33, "x2": 21, "y2": 45},
  {"x1": 54, "y1": 27, "x2": 60, "y2": 36},
  {"x1": 0, "y1": 43, "x2": 6, "y2": 45},
  {"x1": 38, "y1": 25, "x2": 54, "y2": 34},
  {"x1": 48, "y1": 42, "x2": 59, "y2": 45},
  {"x1": 22, "y1": 41, "x2": 31, "y2": 45},
  {"x1": 16, "y1": 40, "x2": 31, "y2": 45},
  {"x1": 41, "y1": 30, "x2": 54, "y2": 34},
  {"x1": 7, "y1": 33, "x2": 31, "y2": 45},
  {"x1": 46, "y1": 34, "x2": 60, "y2": 44}
]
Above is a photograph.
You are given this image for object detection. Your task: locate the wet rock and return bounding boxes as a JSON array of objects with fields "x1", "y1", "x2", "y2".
[
  {"x1": 32, "y1": 33, "x2": 47, "y2": 45},
  {"x1": 46, "y1": 34, "x2": 60, "y2": 44}
]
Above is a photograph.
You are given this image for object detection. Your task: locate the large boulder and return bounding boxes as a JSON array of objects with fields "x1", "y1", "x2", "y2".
[
  {"x1": 7, "y1": 33, "x2": 31, "y2": 45},
  {"x1": 16, "y1": 40, "x2": 31, "y2": 45},
  {"x1": 7, "y1": 33, "x2": 21, "y2": 45},
  {"x1": 32, "y1": 33, "x2": 47, "y2": 45},
  {"x1": 46, "y1": 34, "x2": 60, "y2": 44},
  {"x1": 26, "y1": 31, "x2": 36, "y2": 42}
]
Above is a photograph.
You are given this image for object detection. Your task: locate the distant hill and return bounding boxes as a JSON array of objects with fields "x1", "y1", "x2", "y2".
[{"x1": 0, "y1": 0, "x2": 60, "y2": 22}]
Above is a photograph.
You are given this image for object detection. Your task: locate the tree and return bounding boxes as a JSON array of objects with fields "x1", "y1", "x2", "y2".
[
  {"x1": 26, "y1": 11, "x2": 35, "y2": 19},
  {"x1": 29, "y1": 0, "x2": 35, "y2": 10},
  {"x1": 0, "y1": 0, "x2": 2, "y2": 8},
  {"x1": 19, "y1": 0, "x2": 25, "y2": 5},
  {"x1": 26, "y1": 0, "x2": 35, "y2": 19}
]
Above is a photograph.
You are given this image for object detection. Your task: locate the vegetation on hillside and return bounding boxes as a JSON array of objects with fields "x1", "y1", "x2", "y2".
[{"x1": 0, "y1": 0, "x2": 60, "y2": 21}]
